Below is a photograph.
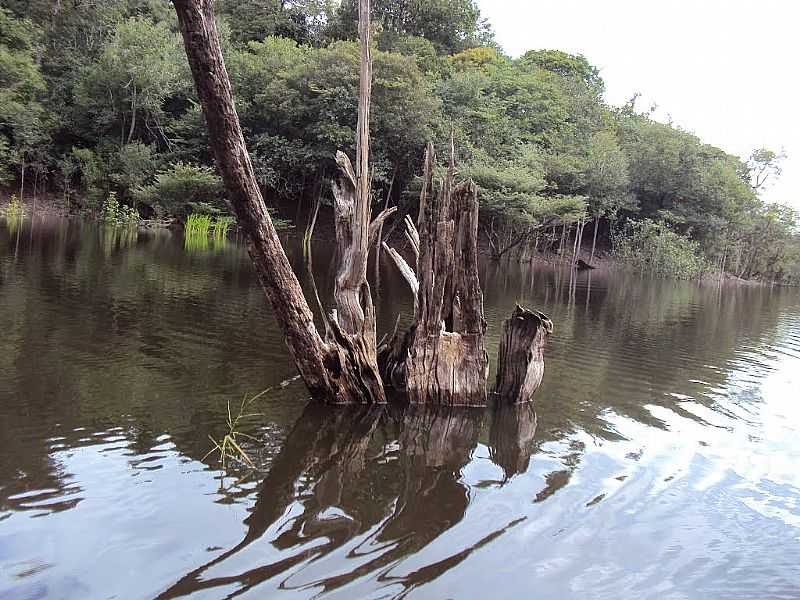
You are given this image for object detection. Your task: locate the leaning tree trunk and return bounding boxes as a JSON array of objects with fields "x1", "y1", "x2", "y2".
[{"x1": 172, "y1": 0, "x2": 384, "y2": 404}]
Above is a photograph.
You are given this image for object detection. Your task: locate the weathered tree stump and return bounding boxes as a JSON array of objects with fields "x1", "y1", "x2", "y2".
[
  {"x1": 494, "y1": 305, "x2": 553, "y2": 404},
  {"x1": 380, "y1": 141, "x2": 489, "y2": 406}
]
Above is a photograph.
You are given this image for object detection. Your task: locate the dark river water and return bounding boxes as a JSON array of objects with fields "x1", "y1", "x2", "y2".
[{"x1": 2, "y1": 215, "x2": 800, "y2": 600}]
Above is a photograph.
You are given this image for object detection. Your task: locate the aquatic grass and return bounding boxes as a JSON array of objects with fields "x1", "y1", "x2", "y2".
[
  {"x1": 212, "y1": 216, "x2": 234, "y2": 240},
  {"x1": 203, "y1": 387, "x2": 273, "y2": 470},
  {"x1": 183, "y1": 230, "x2": 210, "y2": 253},
  {"x1": 185, "y1": 213, "x2": 213, "y2": 237},
  {"x1": 203, "y1": 377, "x2": 301, "y2": 471}
]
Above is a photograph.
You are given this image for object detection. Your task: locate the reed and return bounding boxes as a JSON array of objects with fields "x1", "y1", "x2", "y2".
[
  {"x1": 203, "y1": 388, "x2": 272, "y2": 470},
  {"x1": 185, "y1": 213, "x2": 213, "y2": 237},
  {"x1": 212, "y1": 216, "x2": 234, "y2": 240}
]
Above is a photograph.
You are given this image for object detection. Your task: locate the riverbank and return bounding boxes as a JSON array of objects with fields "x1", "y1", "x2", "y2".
[{"x1": 2, "y1": 191, "x2": 783, "y2": 287}]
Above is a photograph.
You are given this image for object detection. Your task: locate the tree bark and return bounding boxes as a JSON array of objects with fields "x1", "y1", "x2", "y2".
[
  {"x1": 172, "y1": 0, "x2": 382, "y2": 404},
  {"x1": 380, "y1": 141, "x2": 489, "y2": 406},
  {"x1": 494, "y1": 305, "x2": 553, "y2": 404}
]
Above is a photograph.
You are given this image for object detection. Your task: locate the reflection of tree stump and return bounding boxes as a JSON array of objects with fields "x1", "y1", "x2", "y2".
[
  {"x1": 495, "y1": 305, "x2": 553, "y2": 404},
  {"x1": 398, "y1": 405, "x2": 484, "y2": 468},
  {"x1": 489, "y1": 403, "x2": 537, "y2": 478}
]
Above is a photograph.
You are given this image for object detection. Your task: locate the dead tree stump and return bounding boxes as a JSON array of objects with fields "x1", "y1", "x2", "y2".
[
  {"x1": 380, "y1": 141, "x2": 489, "y2": 406},
  {"x1": 494, "y1": 305, "x2": 553, "y2": 404}
]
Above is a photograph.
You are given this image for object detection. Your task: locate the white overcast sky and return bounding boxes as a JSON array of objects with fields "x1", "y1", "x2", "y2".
[{"x1": 476, "y1": 0, "x2": 799, "y2": 208}]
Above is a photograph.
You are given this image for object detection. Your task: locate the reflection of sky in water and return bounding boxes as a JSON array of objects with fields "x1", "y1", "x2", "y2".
[{"x1": 2, "y1": 438, "x2": 251, "y2": 599}]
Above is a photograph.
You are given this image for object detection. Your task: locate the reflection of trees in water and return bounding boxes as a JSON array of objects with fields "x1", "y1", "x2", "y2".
[
  {"x1": 3, "y1": 220, "x2": 799, "y2": 594},
  {"x1": 157, "y1": 403, "x2": 541, "y2": 598}
]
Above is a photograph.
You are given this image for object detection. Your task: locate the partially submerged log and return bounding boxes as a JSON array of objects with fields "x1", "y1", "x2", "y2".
[
  {"x1": 494, "y1": 305, "x2": 553, "y2": 404},
  {"x1": 575, "y1": 258, "x2": 596, "y2": 270}
]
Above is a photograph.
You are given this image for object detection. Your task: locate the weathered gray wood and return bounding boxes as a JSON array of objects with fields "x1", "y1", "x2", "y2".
[
  {"x1": 326, "y1": 0, "x2": 390, "y2": 403},
  {"x1": 380, "y1": 141, "x2": 489, "y2": 406},
  {"x1": 494, "y1": 305, "x2": 553, "y2": 404}
]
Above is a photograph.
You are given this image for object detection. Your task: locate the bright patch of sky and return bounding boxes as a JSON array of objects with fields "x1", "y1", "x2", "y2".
[{"x1": 477, "y1": 0, "x2": 799, "y2": 208}]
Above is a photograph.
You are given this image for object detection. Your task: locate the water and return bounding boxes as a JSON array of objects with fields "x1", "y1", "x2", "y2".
[{"x1": 1, "y1": 216, "x2": 799, "y2": 599}]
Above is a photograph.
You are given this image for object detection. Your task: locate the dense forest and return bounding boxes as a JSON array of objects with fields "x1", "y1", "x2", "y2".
[{"x1": 1, "y1": 0, "x2": 798, "y2": 283}]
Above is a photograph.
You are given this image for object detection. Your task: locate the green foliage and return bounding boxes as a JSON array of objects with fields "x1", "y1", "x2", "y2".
[
  {"x1": 3, "y1": 194, "x2": 24, "y2": 218},
  {"x1": 3, "y1": 194, "x2": 24, "y2": 234},
  {"x1": 101, "y1": 191, "x2": 139, "y2": 225},
  {"x1": 0, "y1": 2, "x2": 796, "y2": 282},
  {"x1": 329, "y1": 0, "x2": 494, "y2": 54},
  {"x1": 212, "y1": 216, "x2": 235, "y2": 240},
  {"x1": 134, "y1": 163, "x2": 223, "y2": 218},
  {"x1": 613, "y1": 219, "x2": 711, "y2": 279},
  {"x1": 0, "y1": 8, "x2": 48, "y2": 185},
  {"x1": 74, "y1": 17, "x2": 188, "y2": 143},
  {"x1": 185, "y1": 213, "x2": 212, "y2": 237}
]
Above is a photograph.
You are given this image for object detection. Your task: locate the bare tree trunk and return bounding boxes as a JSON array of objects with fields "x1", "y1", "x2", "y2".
[
  {"x1": 19, "y1": 155, "x2": 25, "y2": 202},
  {"x1": 128, "y1": 87, "x2": 137, "y2": 144},
  {"x1": 173, "y1": 0, "x2": 382, "y2": 404},
  {"x1": 590, "y1": 216, "x2": 599, "y2": 265}
]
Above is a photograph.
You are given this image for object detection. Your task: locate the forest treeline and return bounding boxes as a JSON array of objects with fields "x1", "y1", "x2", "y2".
[{"x1": 1, "y1": 0, "x2": 798, "y2": 283}]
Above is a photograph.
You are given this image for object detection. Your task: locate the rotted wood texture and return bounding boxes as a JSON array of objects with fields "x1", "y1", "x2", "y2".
[
  {"x1": 495, "y1": 305, "x2": 553, "y2": 404},
  {"x1": 380, "y1": 142, "x2": 489, "y2": 406}
]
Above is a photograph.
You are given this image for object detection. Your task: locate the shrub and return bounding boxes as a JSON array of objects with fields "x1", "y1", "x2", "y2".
[
  {"x1": 134, "y1": 162, "x2": 223, "y2": 218},
  {"x1": 612, "y1": 219, "x2": 710, "y2": 279},
  {"x1": 101, "y1": 191, "x2": 138, "y2": 226}
]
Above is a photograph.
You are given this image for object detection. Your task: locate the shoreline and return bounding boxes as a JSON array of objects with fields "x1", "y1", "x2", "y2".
[{"x1": 0, "y1": 192, "x2": 780, "y2": 287}]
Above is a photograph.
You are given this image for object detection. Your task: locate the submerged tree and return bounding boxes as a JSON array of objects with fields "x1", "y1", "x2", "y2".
[
  {"x1": 172, "y1": 0, "x2": 552, "y2": 407},
  {"x1": 172, "y1": 0, "x2": 391, "y2": 405}
]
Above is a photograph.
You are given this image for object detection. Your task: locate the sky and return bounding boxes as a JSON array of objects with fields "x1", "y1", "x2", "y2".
[{"x1": 476, "y1": 0, "x2": 799, "y2": 208}]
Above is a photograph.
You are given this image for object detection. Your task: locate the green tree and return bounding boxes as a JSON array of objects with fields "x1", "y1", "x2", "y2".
[
  {"x1": 74, "y1": 17, "x2": 189, "y2": 146},
  {"x1": 328, "y1": 0, "x2": 493, "y2": 54},
  {"x1": 0, "y1": 8, "x2": 48, "y2": 196}
]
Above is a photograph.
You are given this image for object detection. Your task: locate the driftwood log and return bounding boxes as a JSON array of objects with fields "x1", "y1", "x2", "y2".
[
  {"x1": 495, "y1": 305, "x2": 553, "y2": 404},
  {"x1": 380, "y1": 142, "x2": 489, "y2": 406}
]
